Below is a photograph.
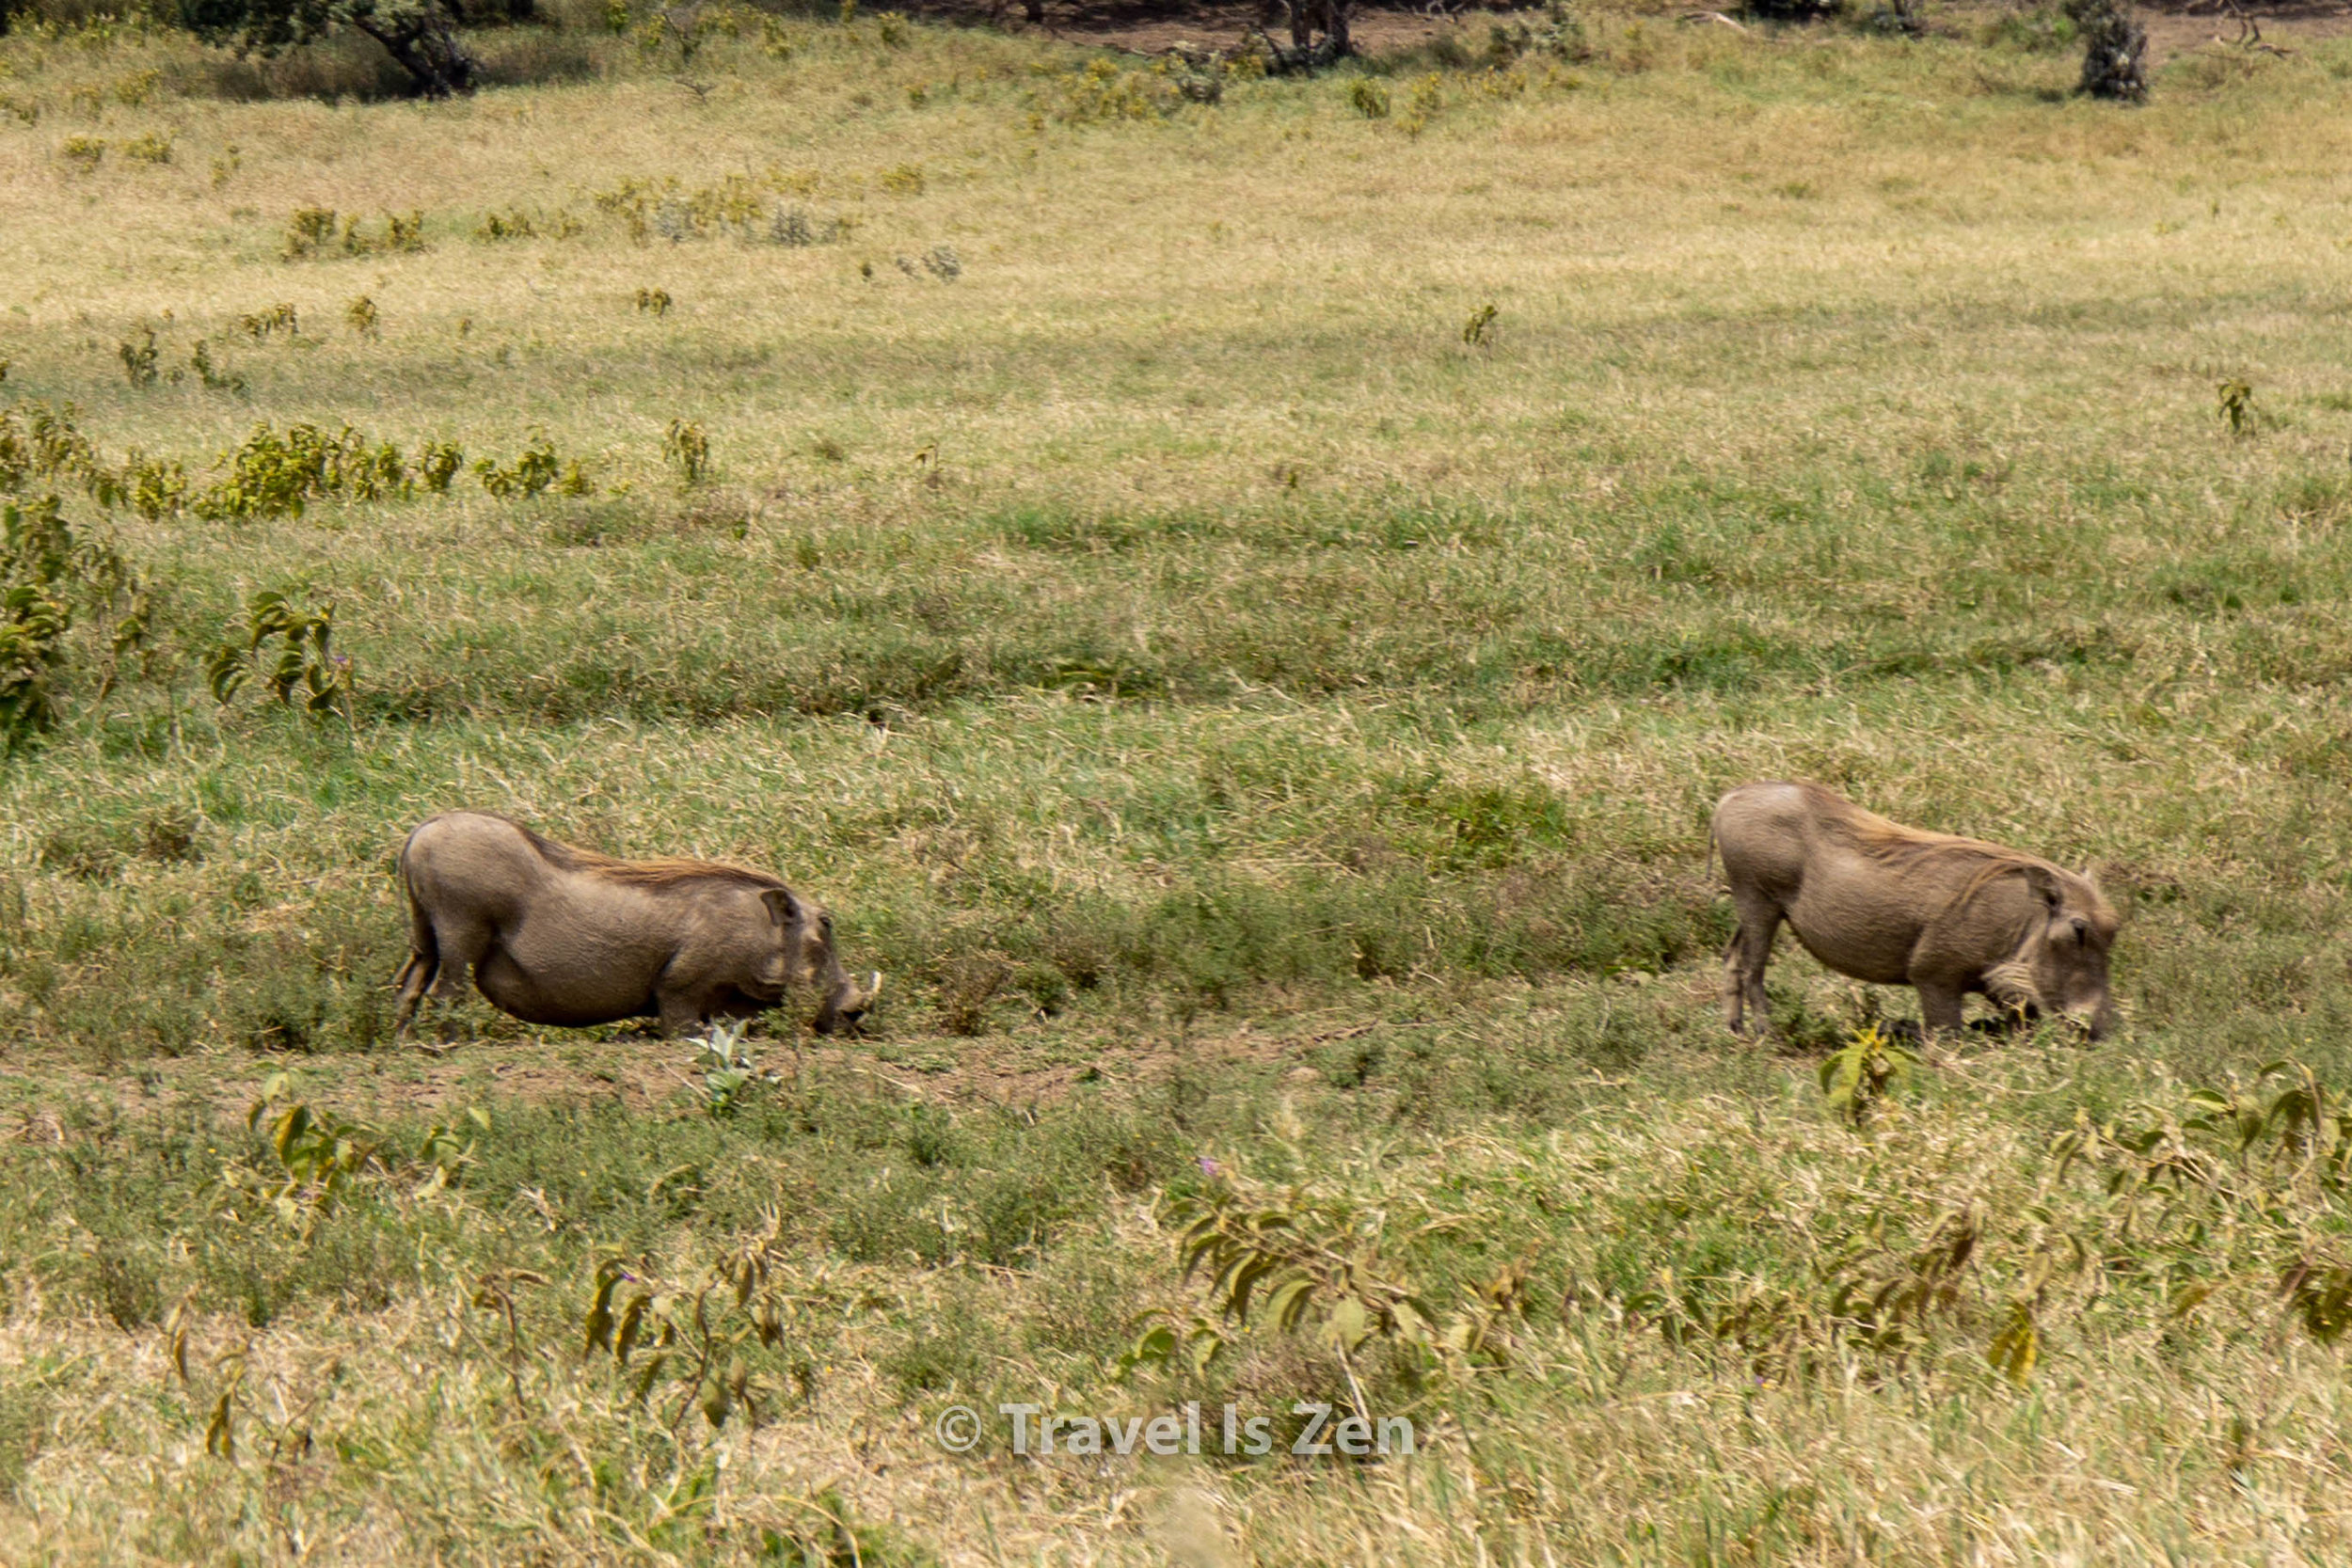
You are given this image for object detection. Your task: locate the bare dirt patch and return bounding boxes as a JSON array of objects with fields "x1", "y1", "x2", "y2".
[
  {"x1": 910, "y1": 0, "x2": 2352, "y2": 70},
  {"x1": 2137, "y1": 0, "x2": 2352, "y2": 65},
  {"x1": 914, "y1": 0, "x2": 1486, "y2": 56}
]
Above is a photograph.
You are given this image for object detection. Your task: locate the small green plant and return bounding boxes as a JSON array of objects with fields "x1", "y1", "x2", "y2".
[
  {"x1": 0, "y1": 496, "x2": 150, "y2": 745},
  {"x1": 347, "y1": 440, "x2": 409, "y2": 502},
  {"x1": 193, "y1": 421, "x2": 363, "y2": 520},
  {"x1": 634, "y1": 287, "x2": 672, "y2": 317},
  {"x1": 582, "y1": 1213, "x2": 803, "y2": 1430},
  {"x1": 1461, "y1": 302, "x2": 1498, "y2": 347},
  {"x1": 118, "y1": 328, "x2": 158, "y2": 388},
  {"x1": 58, "y1": 135, "x2": 103, "y2": 167},
  {"x1": 1488, "y1": 0, "x2": 1589, "y2": 62},
  {"x1": 557, "y1": 459, "x2": 595, "y2": 497},
  {"x1": 415, "y1": 439, "x2": 465, "y2": 493},
  {"x1": 474, "y1": 208, "x2": 537, "y2": 243},
  {"x1": 1138, "y1": 1153, "x2": 1523, "y2": 1389},
  {"x1": 664, "y1": 419, "x2": 711, "y2": 487},
  {"x1": 879, "y1": 163, "x2": 925, "y2": 195},
  {"x1": 637, "y1": 7, "x2": 707, "y2": 63},
  {"x1": 209, "y1": 144, "x2": 240, "y2": 187},
  {"x1": 205, "y1": 590, "x2": 354, "y2": 723},
  {"x1": 1039, "y1": 57, "x2": 1178, "y2": 125},
  {"x1": 693, "y1": 1020, "x2": 781, "y2": 1117},
  {"x1": 189, "y1": 341, "x2": 246, "y2": 394},
  {"x1": 875, "y1": 9, "x2": 908, "y2": 46},
  {"x1": 282, "y1": 207, "x2": 339, "y2": 260},
  {"x1": 605, "y1": 0, "x2": 630, "y2": 32},
  {"x1": 120, "y1": 452, "x2": 189, "y2": 521},
  {"x1": 2218, "y1": 378, "x2": 2257, "y2": 436},
  {"x1": 345, "y1": 295, "x2": 380, "y2": 341},
  {"x1": 239, "y1": 302, "x2": 299, "y2": 341},
  {"x1": 0, "y1": 400, "x2": 114, "y2": 504},
  {"x1": 220, "y1": 1073, "x2": 385, "y2": 1232},
  {"x1": 475, "y1": 437, "x2": 561, "y2": 499},
  {"x1": 1820, "y1": 1022, "x2": 1915, "y2": 1128},
  {"x1": 1348, "y1": 78, "x2": 1390, "y2": 119}
]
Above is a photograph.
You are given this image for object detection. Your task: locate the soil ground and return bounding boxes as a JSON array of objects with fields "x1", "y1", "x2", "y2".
[{"x1": 917, "y1": 0, "x2": 2352, "y2": 71}]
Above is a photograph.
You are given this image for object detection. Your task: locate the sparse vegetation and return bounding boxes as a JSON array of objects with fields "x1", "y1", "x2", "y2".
[
  {"x1": 662, "y1": 416, "x2": 709, "y2": 487},
  {"x1": 0, "y1": 4, "x2": 2347, "y2": 1561}
]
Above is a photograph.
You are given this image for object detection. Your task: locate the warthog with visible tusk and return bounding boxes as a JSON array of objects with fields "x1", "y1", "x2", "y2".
[
  {"x1": 392, "y1": 811, "x2": 879, "y2": 1039},
  {"x1": 1710, "y1": 781, "x2": 2119, "y2": 1040}
]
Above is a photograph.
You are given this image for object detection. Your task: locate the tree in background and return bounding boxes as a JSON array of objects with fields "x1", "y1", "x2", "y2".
[
  {"x1": 2065, "y1": 0, "x2": 2147, "y2": 101},
  {"x1": 180, "y1": 0, "x2": 480, "y2": 97},
  {"x1": 1252, "y1": 0, "x2": 1350, "y2": 71}
]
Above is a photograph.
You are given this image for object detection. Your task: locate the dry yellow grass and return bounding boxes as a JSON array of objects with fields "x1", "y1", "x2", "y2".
[{"x1": 0, "y1": 8, "x2": 2350, "y2": 1564}]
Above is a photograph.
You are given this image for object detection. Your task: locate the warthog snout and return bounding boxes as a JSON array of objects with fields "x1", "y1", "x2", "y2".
[
  {"x1": 816, "y1": 970, "x2": 882, "y2": 1036},
  {"x1": 2084, "y1": 995, "x2": 2117, "y2": 1042}
]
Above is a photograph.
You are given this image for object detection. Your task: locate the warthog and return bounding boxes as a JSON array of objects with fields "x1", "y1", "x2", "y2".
[
  {"x1": 391, "y1": 811, "x2": 878, "y2": 1038},
  {"x1": 1710, "y1": 781, "x2": 2119, "y2": 1040}
]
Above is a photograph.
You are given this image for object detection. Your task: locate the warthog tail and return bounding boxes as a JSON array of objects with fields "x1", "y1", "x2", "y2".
[{"x1": 390, "y1": 833, "x2": 439, "y2": 1033}]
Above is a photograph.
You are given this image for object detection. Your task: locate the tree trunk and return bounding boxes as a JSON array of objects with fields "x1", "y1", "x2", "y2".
[{"x1": 351, "y1": 5, "x2": 477, "y2": 98}]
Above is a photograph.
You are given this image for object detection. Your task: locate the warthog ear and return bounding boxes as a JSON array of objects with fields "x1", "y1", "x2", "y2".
[
  {"x1": 2020, "y1": 864, "x2": 2063, "y2": 911},
  {"x1": 760, "y1": 887, "x2": 803, "y2": 928}
]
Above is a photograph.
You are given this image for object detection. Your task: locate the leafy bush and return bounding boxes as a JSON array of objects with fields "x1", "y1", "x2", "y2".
[
  {"x1": 193, "y1": 422, "x2": 380, "y2": 519},
  {"x1": 475, "y1": 437, "x2": 561, "y2": 499},
  {"x1": 0, "y1": 497, "x2": 151, "y2": 747},
  {"x1": 204, "y1": 589, "x2": 353, "y2": 722}
]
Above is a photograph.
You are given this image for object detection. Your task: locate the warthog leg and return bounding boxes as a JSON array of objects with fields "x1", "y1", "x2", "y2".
[
  {"x1": 395, "y1": 912, "x2": 496, "y2": 1043},
  {"x1": 391, "y1": 949, "x2": 433, "y2": 1035},
  {"x1": 656, "y1": 990, "x2": 713, "y2": 1039},
  {"x1": 1722, "y1": 890, "x2": 1783, "y2": 1035},
  {"x1": 1912, "y1": 978, "x2": 1968, "y2": 1037}
]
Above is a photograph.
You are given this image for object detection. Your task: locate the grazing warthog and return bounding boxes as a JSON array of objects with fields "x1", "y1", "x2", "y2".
[
  {"x1": 1710, "y1": 781, "x2": 2119, "y2": 1040},
  {"x1": 391, "y1": 811, "x2": 878, "y2": 1038}
]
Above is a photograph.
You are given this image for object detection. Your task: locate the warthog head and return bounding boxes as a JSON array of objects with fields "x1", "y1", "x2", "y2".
[
  {"x1": 1989, "y1": 865, "x2": 2121, "y2": 1039},
  {"x1": 760, "y1": 889, "x2": 881, "y2": 1035}
]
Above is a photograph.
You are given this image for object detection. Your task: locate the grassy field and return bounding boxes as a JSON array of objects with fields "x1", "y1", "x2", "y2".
[{"x1": 3, "y1": 2, "x2": 2352, "y2": 1560}]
